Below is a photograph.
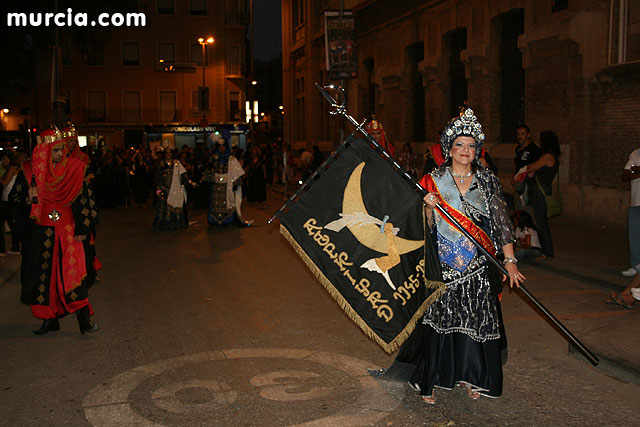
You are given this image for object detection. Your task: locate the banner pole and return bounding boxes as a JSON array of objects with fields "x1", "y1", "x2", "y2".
[{"x1": 313, "y1": 83, "x2": 599, "y2": 367}]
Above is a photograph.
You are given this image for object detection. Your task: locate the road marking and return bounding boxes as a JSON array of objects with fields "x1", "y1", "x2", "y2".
[
  {"x1": 83, "y1": 348, "x2": 401, "y2": 426},
  {"x1": 506, "y1": 310, "x2": 637, "y2": 321}
]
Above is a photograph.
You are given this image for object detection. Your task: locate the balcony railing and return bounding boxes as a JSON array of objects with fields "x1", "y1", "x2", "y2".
[
  {"x1": 225, "y1": 12, "x2": 248, "y2": 26},
  {"x1": 80, "y1": 108, "x2": 184, "y2": 124}
]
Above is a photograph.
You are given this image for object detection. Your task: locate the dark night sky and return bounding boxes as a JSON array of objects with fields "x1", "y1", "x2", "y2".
[{"x1": 252, "y1": 0, "x2": 282, "y2": 61}]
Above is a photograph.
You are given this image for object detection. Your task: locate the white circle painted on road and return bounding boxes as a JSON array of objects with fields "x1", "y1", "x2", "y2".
[{"x1": 83, "y1": 348, "x2": 401, "y2": 426}]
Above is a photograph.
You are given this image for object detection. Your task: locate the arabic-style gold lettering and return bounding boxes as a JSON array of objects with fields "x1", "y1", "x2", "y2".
[
  {"x1": 366, "y1": 291, "x2": 387, "y2": 309},
  {"x1": 303, "y1": 218, "x2": 322, "y2": 235},
  {"x1": 377, "y1": 305, "x2": 393, "y2": 322},
  {"x1": 354, "y1": 278, "x2": 371, "y2": 297},
  {"x1": 392, "y1": 291, "x2": 407, "y2": 306},
  {"x1": 323, "y1": 242, "x2": 338, "y2": 259},
  {"x1": 343, "y1": 269, "x2": 357, "y2": 286},
  {"x1": 334, "y1": 251, "x2": 353, "y2": 271}
]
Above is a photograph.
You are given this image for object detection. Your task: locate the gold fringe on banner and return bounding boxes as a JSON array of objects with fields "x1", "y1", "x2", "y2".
[{"x1": 280, "y1": 224, "x2": 446, "y2": 353}]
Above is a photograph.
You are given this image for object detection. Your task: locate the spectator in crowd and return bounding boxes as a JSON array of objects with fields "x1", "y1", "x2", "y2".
[
  {"x1": 512, "y1": 210, "x2": 541, "y2": 261},
  {"x1": 513, "y1": 124, "x2": 542, "y2": 208},
  {"x1": 246, "y1": 145, "x2": 267, "y2": 207},
  {"x1": 608, "y1": 147, "x2": 640, "y2": 308},
  {"x1": 0, "y1": 151, "x2": 18, "y2": 256},
  {"x1": 521, "y1": 130, "x2": 560, "y2": 260},
  {"x1": 398, "y1": 143, "x2": 419, "y2": 178}
]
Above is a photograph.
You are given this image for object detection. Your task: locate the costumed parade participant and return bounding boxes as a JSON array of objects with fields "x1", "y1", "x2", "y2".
[
  {"x1": 374, "y1": 108, "x2": 525, "y2": 403},
  {"x1": 22, "y1": 127, "x2": 99, "y2": 335},
  {"x1": 202, "y1": 140, "x2": 245, "y2": 226},
  {"x1": 60, "y1": 124, "x2": 101, "y2": 285},
  {"x1": 365, "y1": 119, "x2": 395, "y2": 158},
  {"x1": 153, "y1": 149, "x2": 188, "y2": 230}
]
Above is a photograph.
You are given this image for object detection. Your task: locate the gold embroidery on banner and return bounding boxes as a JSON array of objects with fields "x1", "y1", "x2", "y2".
[
  {"x1": 38, "y1": 284, "x2": 46, "y2": 292},
  {"x1": 45, "y1": 228, "x2": 53, "y2": 237},
  {"x1": 281, "y1": 224, "x2": 435, "y2": 354},
  {"x1": 83, "y1": 218, "x2": 90, "y2": 227},
  {"x1": 68, "y1": 245, "x2": 75, "y2": 254},
  {"x1": 302, "y1": 218, "x2": 393, "y2": 322},
  {"x1": 81, "y1": 208, "x2": 89, "y2": 216},
  {"x1": 40, "y1": 273, "x2": 47, "y2": 282},
  {"x1": 43, "y1": 239, "x2": 51, "y2": 249},
  {"x1": 41, "y1": 262, "x2": 49, "y2": 270},
  {"x1": 36, "y1": 295, "x2": 44, "y2": 304},
  {"x1": 42, "y1": 251, "x2": 50, "y2": 259},
  {"x1": 70, "y1": 292, "x2": 78, "y2": 301}
]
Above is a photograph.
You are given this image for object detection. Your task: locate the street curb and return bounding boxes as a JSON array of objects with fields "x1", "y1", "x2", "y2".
[
  {"x1": 568, "y1": 343, "x2": 640, "y2": 386},
  {"x1": 527, "y1": 261, "x2": 625, "y2": 291}
]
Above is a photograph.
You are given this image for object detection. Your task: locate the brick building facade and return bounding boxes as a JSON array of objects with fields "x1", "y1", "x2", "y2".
[
  {"x1": 3, "y1": 0, "x2": 249, "y2": 150},
  {"x1": 282, "y1": 0, "x2": 640, "y2": 225}
]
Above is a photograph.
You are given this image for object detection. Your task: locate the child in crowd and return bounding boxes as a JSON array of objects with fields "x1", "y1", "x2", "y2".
[{"x1": 513, "y1": 210, "x2": 542, "y2": 261}]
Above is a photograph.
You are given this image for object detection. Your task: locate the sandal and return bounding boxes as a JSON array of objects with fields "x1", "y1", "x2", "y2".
[
  {"x1": 606, "y1": 291, "x2": 635, "y2": 309},
  {"x1": 421, "y1": 395, "x2": 435, "y2": 405},
  {"x1": 465, "y1": 384, "x2": 481, "y2": 400}
]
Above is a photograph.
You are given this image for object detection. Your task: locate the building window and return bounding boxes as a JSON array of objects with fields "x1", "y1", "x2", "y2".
[
  {"x1": 158, "y1": 42, "x2": 176, "y2": 63},
  {"x1": 123, "y1": 91, "x2": 141, "y2": 122},
  {"x1": 159, "y1": 91, "x2": 177, "y2": 122},
  {"x1": 190, "y1": 43, "x2": 203, "y2": 65},
  {"x1": 158, "y1": 0, "x2": 174, "y2": 15},
  {"x1": 85, "y1": 44, "x2": 104, "y2": 66},
  {"x1": 61, "y1": 40, "x2": 71, "y2": 65},
  {"x1": 295, "y1": 77, "x2": 305, "y2": 139},
  {"x1": 552, "y1": 0, "x2": 569, "y2": 12},
  {"x1": 122, "y1": 41, "x2": 140, "y2": 66},
  {"x1": 293, "y1": 0, "x2": 305, "y2": 43},
  {"x1": 88, "y1": 91, "x2": 106, "y2": 122},
  {"x1": 190, "y1": 0, "x2": 207, "y2": 15},
  {"x1": 191, "y1": 90, "x2": 200, "y2": 112},
  {"x1": 609, "y1": 0, "x2": 640, "y2": 64},
  {"x1": 227, "y1": 45, "x2": 241, "y2": 75},
  {"x1": 226, "y1": 0, "x2": 245, "y2": 25},
  {"x1": 190, "y1": 42, "x2": 211, "y2": 66},
  {"x1": 229, "y1": 91, "x2": 239, "y2": 121}
]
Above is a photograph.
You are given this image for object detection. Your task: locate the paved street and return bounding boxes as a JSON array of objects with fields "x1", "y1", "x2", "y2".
[{"x1": 1, "y1": 191, "x2": 639, "y2": 426}]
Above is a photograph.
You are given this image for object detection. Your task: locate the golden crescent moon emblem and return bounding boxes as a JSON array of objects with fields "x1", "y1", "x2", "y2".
[{"x1": 343, "y1": 162, "x2": 423, "y2": 254}]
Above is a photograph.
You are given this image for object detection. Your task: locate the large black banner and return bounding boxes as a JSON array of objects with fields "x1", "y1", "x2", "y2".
[{"x1": 279, "y1": 137, "x2": 445, "y2": 353}]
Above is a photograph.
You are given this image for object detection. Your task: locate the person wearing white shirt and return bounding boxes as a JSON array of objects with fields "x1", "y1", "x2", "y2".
[{"x1": 608, "y1": 148, "x2": 640, "y2": 308}]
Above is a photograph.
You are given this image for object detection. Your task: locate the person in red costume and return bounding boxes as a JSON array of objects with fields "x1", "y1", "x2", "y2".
[
  {"x1": 61, "y1": 124, "x2": 102, "y2": 283},
  {"x1": 365, "y1": 119, "x2": 395, "y2": 158},
  {"x1": 23, "y1": 127, "x2": 99, "y2": 335}
]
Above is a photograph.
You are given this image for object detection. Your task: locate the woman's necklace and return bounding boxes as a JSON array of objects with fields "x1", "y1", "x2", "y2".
[{"x1": 448, "y1": 167, "x2": 473, "y2": 183}]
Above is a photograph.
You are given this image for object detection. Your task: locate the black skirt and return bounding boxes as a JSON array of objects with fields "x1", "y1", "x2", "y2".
[{"x1": 408, "y1": 324, "x2": 503, "y2": 397}]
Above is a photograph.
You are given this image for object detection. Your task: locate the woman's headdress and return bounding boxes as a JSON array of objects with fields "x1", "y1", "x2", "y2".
[{"x1": 440, "y1": 107, "x2": 485, "y2": 161}]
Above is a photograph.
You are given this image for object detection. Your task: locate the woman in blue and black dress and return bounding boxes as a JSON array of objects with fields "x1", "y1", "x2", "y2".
[{"x1": 395, "y1": 108, "x2": 526, "y2": 404}]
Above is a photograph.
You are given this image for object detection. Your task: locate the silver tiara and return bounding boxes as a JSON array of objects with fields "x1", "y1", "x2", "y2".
[{"x1": 444, "y1": 108, "x2": 485, "y2": 142}]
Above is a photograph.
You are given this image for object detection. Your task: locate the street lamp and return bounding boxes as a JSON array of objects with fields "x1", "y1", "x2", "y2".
[{"x1": 197, "y1": 36, "x2": 214, "y2": 144}]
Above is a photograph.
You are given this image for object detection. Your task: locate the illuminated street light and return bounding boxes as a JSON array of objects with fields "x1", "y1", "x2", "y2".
[
  {"x1": 2, "y1": 108, "x2": 9, "y2": 114},
  {"x1": 251, "y1": 80, "x2": 257, "y2": 85}
]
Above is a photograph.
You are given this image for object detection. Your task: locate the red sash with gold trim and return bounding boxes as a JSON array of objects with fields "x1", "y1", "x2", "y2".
[{"x1": 419, "y1": 174, "x2": 496, "y2": 257}]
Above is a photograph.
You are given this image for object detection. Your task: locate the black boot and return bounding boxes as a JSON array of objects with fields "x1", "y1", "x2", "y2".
[
  {"x1": 32, "y1": 318, "x2": 60, "y2": 335},
  {"x1": 76, "y1": 306, "x2": 99, "y2": 334}
]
